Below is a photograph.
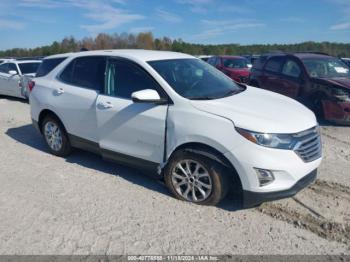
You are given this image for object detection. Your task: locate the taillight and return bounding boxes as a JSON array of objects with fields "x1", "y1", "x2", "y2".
[{"x1": 28, "y1": 80, "x2": 35, "y2": 92}]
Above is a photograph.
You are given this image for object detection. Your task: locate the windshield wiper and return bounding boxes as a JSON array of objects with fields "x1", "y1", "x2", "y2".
[
  {"x1": 188, "y1": 96, "x2": 217, "y2": 100},
  {"x1": 221, "y1": 89, "x2": 244, "y2": 98},
  {"x1": 222, "y1": 89, "x2": 238, "y2": 97}
]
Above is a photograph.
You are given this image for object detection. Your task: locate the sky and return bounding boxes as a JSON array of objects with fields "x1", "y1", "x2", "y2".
[{"x1": 0, "y1": 0, "x2": 350, "y2": 50}]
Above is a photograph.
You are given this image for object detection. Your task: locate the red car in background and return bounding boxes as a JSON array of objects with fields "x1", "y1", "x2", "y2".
[
  {"x1": 249, "y1": 52, "x2": 350, "y2": 125},
  {"x1": 207, "y1": 55, "x2": 251, "y2": 83}
]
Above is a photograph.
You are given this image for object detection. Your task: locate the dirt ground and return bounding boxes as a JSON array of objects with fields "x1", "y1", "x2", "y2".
[{"x1": 0, "y1": 97, "x2": 349, "y2": 255}]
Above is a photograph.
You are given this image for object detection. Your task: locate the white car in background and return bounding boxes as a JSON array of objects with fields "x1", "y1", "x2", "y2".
[
  {"x1": 30, "y1": 50, "x2": 322, "y2": 207},
  {"x1": 0, "y1": 60, "x2": 41, "y2": 99}
]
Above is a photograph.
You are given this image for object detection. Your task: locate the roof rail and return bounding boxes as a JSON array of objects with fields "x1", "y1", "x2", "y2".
[
  {"x1": 292, "y1": 51, "x2": 330, "y2": 56},
  {"x1": 259, "y1": 51, "x2": 331, "y2": 58},
  {"x1": 14, "y1": 56, "x2": 44, "y2": 61}
]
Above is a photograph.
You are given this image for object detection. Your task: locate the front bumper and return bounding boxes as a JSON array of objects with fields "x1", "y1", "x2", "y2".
[
  {"x1": 323, "y1": 100, "x2": 350, "y2": 124},
  {"x1": 242, "y1": 169, "x2": 317, "y2": 207}
]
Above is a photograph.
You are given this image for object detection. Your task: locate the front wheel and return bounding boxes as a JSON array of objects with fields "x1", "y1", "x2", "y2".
[{"x1": 164, "y1": 151, "x2": 229, "y2": 206}]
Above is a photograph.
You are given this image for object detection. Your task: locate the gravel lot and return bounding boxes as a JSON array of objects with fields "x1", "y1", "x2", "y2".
[{"x1": 0, "y1": 96, "x2": 349, "y2": 255}]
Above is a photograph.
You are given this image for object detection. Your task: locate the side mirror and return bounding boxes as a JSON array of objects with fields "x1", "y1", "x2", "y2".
[
  {"x1": 8, "y1": 70, "x2": 17, "y2": 75},
  {"x1": 131, "y1": 89, "x2": 167, "y2": 104}
]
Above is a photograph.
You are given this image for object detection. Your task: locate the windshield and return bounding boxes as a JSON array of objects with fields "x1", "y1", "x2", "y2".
[
  {"x1": 223, "y1": 58, "x2": 249, "y2": 69},
  {"x1": 18, "y1": 62, "x2": 41, "y2": 75},
  {"x1": 148, "y1": 58, "x2": 243, "y2": 100},
  {"x1": 302, "y1": 57, "x2": 350, "y2": 78}
]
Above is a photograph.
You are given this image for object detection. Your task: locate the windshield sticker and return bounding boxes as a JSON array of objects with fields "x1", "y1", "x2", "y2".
[{"x1": 334, "y1": 67, "x2": 349, "y2": 73}]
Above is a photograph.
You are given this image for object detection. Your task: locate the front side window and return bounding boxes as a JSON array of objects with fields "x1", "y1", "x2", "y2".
[
  {"x1": 105, "y1": 59, "x2": 161, "y2": 99},
  {"x1": 302, "y1": 57, "x2": 350, "y2": 78},
  {"x1": 60, "y1": 56, "x2": 106, "y2": 91},
  {"x1": 148, "y1": 58, "x2": 243, "y2": 100},
  {"x1": 282, "y1": 60, "x2": 301, "y2": 78},
  {"x1": 265, "y1": 57, "x2": 284, "y2": 73},
  {"x1": 18, "y1": 62, "x2": 41, "y2": 75}
]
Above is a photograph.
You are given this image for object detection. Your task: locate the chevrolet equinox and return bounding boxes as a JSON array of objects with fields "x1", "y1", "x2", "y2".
[{"x1": 30, "y1": 50, "x2": 322, "y2": 207}]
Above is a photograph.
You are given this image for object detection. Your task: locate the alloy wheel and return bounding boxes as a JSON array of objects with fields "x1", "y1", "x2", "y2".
[
  {"x1": 171, "y1": 159, "x2": 212, "y2": 202},
  {"x1": 44, "y1": 121, "x2": 63, "y2": 152}
]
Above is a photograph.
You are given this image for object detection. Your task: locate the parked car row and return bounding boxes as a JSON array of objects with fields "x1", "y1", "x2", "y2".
[
  {"x1": 0, "y1": 59, "x2": 42, "y2": 99},
  {"x1": 197, "y1": 52, "x2": 350, "y2": 125},
  {"x1": 26, "y1": 49, "x2": 322, "y2": 207}
]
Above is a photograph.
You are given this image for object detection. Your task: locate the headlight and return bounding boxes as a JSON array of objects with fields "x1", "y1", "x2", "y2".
[
  {"x1": 331, "y1": 88, "x2": 350, "y2": 101},
  {"x1": 236, "y1": 127, "x2": 296, "y2": 149}
]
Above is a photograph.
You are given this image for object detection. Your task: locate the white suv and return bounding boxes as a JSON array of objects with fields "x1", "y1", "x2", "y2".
[
  {"x1": 0, "y1": 60, "x2": 41, "y2": 99},
  {"x1": 30, "y1": 50, "x2": 322, "y2": 207}
]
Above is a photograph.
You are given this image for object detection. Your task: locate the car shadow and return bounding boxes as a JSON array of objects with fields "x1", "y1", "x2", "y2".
[
  {"x1": 5, "y1": 124, "x2": 244, "y2": 212},
  {"x1": 0, "y1": 95, "x2": 28, "y2": 104},
  {"x1": 318, "y1": 119, "x2": 350, "y2": 127}
]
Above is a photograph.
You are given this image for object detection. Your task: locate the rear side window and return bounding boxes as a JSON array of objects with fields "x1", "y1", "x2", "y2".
[
  {"x1": 18, "y1": 63, "x2": 41, "y2": 74},
  {"x1": 264, "y1": 57, "x2": 284, "y2": 73},
  {"x1": 60, "y1": 56, "x2": 106, "y2": 92},
  {"x1": 105, "y1": 59, "x2": 161, "y2": 99},
  {"x1": 36, "y1": 57, "x2": 66, "y2": 77}
]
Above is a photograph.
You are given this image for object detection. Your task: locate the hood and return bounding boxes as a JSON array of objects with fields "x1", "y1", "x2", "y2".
[
  {"x1": 313, "y1": 77, "x2": 350, "y2": 90},
  {"x1": 225, "y1": 67, "x2": 250, "y2": 77},
  {"x1": 190, "y1": 86, "x2": 317, "y2": 134}
]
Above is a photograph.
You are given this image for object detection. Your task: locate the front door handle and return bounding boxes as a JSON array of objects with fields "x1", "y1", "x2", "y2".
[{"x1": 98, "y1": 101, "x2": 113, "y2": 109}]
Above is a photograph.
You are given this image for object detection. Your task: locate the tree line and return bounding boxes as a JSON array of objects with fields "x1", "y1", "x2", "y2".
[{"x1": 1, "y1": 32, "x2": 350, "y2": 58}]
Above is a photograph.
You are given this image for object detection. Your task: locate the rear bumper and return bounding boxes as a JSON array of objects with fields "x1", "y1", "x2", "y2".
[{"x1": 242, "y1": 169, "x2": 317, "y2": 208}]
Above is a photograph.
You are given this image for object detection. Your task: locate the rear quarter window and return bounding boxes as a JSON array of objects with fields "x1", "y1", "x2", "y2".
[{"x1": 36, "y1": 57, "x2": 67, "y2": 77}]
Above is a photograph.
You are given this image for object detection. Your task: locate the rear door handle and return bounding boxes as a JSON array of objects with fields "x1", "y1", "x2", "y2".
[
  {"x1": 98, "y1": 101, "x2": 113, "y2": 109},
  {"x1": 56, "y1": 88, "x2": 64, "y2": 95}
]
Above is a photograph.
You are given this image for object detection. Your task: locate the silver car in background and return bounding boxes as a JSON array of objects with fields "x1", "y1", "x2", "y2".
[{"x1": 0, "y1": 60, "x2": 41, "y2": 99}]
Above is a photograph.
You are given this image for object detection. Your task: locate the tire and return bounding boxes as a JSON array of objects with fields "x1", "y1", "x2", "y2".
[
  {"x1": 312, "y1": 95, "x2": 325, "y2": 120},
  {"x1": 164, "y1": 150, "x2": 229, "y2": 206},
  {"x1": 249, "y1": 80, "x2": 259, "y2": 88},
  {"x1": 41, "y1": 115, "x2": 72, "y2": 157}
]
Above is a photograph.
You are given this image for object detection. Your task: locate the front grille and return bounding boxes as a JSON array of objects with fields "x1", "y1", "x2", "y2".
[{"x1": 293, "y1": 126, "x2": 322, "y2": 162}]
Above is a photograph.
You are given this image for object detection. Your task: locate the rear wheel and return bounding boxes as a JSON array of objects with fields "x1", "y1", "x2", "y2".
[
  {"x1": 164, "y1": 151, "x2": 229, "y2": 206},
  {"x1": 41, "y1": 115, "x2": 72, "y2": 157}
]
